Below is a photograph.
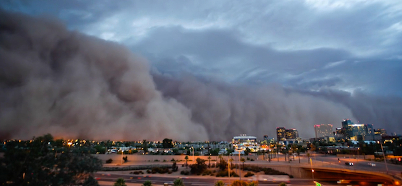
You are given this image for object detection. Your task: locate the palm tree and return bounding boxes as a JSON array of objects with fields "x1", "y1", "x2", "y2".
[
  {"x1": 114, "y1": 178, "x2": 127, "y2": 186},
  {"x1": 240, "y1": 157, "x2": 246, "y2": 170},
  {"x1": 185, "y1": 155, "x2": 189, "y2": 168}
]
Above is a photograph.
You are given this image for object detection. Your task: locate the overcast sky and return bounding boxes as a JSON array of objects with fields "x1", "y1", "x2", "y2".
[{"x1": 2, "y1": 0, "x2": 402, "y2": 97}]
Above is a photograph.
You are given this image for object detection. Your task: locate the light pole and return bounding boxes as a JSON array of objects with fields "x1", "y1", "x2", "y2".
[
  {"x1": 310, "y1": 158, "x2": 314, "y2": 181},
  {"x1": 380, "y1": 142, "x2": 389, "y2": 174},
  {"x1": 191, "y1": 147, "x2": 195, "y2": 162},
  {"x1": 121, "y1": 148, "x2": 123, "y2": 165},
  {"x1": 235, "y1": 149, "x2": 242, "y2": 181}
]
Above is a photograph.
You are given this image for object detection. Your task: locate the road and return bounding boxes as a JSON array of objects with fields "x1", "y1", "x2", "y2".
[
  {"x1": 94, "y1": 172, "x2": 341, "y2": 186},
  {"x1": 308, "y1": 154, "x2": 402, "y2": 176}
]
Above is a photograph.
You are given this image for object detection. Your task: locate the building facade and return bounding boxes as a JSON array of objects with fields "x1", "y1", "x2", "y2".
[
  {"x1": 285, "y1": 128, "x2": 298, "y2": 139},
  {"x1": 314, "y1": 124, "x2": 334, "y2": 138},
  {"x1": 276, "y1": 127, "x2": 286, "y2": 141}
]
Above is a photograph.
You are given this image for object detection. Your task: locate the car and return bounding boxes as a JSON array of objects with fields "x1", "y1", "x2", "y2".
[
  {"x1": 368, "y1": 163, "x2": 376, "y2": 167},
  {"x1": 337, "y1": 179, "x2": 351, "y2": 184},
  {"x1": 345, "y1": 162, "x2": 354, "y2": 166}
]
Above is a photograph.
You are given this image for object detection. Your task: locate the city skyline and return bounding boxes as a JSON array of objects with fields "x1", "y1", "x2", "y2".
[{"x1": 1, "y1": 1, "x2": 402, "y2": 141}]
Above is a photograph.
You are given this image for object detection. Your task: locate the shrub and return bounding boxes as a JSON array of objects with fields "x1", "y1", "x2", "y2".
[
  {"x1": 180, "y1": 170, "x2": 190, "y2": 175},
  {"x1": 143, "y1": 180, "x2": 152, "y2": 186},
  {"x1": 151, "y1": 167, "x2": 169, "y2": 174},
  {"x1": 201, "y1": 170, "x2": 212, "y2": 176},
  {"x1": 278, "y1": 182, "x2": 286, "y2": 186},
  {"x1": 171, "y1": 158, "x2": 176, "y2": 162},
  {"x1": 215, "y1": 180, "x2": 225, "y2": 186},
  {"x1": 244, "y1": 172, "x2": 254, "y2": 177},
  {"x1": 154, "y1": 159, "x2": 159, "y2": 162},
  {"x1": 146, "y1": 170, "x2": 151, "y2": 174},
  {"x1": 173, "y1": 178, "x2": 185, "y2": 186},
  {"x1": 248, "y1": 181, "x2": 258, "y2": 186},
  {"x1": 231, "y1": 180, "x2": 248, "y2": 186},
  {"x1": 190, "y1": 158, "x2": 208, "y2": 175},
  {"x1": 106, "y1": 158, "x2": 113, "y2": 164},
  {"x1": 215, "y1": 170, "x2": 239, "y2": 177}
]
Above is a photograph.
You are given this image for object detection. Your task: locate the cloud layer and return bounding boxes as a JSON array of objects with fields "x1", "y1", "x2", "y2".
[{"x1": 0, "y1": 11, "x2": 207, "y2": 141}]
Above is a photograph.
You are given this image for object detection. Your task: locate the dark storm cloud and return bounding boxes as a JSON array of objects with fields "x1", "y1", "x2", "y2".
[{"x1": 0, "y1": 10, "x2": 208, "y2": 141}]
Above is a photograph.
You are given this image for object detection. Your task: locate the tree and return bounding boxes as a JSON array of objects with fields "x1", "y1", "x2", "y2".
[
  {"x1": 190, "y1": 158, "x2": 207, "y2": 174},
  {"x1": 307, "y1": 152, "x2": 311, "y2": 163},
  {"x1": 215, "y1": 180, "x2": 225, "y2": 186},
  {"x1": 83, "y1": 176, "x2": 100, "y2": 186},
  {"x1": 245, "y1": 147, "x2": 251, "y2": 155},
  {"x1": 0, "y1": 134, "x2": 102, "y2": 185},
  {"x1": 240, "y1": 157, "x2": 246, "y2": 170},
  {"x1": 173, "y1": 178, "x2": 185, "y2": 186},
  {"x1": 162, "y1": 138, "x2": 173, "y2": 148},
  {"x1": 208, "y1": 155, "x2": 211, "y2": 167},
  {"x1": 143, "y1": 180, "x2": 152, "y2": 186},
  {"x1": 185, "y1": 155, "x2": 189, "y2": 168},
  {"x1": 143, "y1": 140, "x2": 148, "y2": 153},
  {"x1": 114, "y1": 178, "x2": 127, "y2": 186},
  {"x1": 172, "y1": 161, "x2": 178, "y2": 172}
]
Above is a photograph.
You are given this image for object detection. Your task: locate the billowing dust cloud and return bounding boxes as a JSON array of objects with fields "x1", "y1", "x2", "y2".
[
  {"x1": 154, "y1": 75, "x2": 357, "y2": 139},
  {"x1": 0, "y1": 11, "x2": 207, "y2": 141},
  {"x1": 1, "y1": 11, "x2": 400, "y2": 141}
]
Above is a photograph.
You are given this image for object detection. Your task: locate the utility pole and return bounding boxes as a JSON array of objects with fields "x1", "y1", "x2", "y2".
[{"x1": 380, "y1": 142, "x2": 389, "y2": 174}]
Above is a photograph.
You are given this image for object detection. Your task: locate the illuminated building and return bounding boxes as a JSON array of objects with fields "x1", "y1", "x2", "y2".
[
  {"x1": 285, "y1": 128, "x2": 298, "y2": 139},
  {"x1": 346, "y1": 123, "x2": 374, "y2": 140},
  {"x1": 232, "y1": 134, "x2": 260, "y2": 152},
  {"x1": 341, "y1": 119, "x2": 353, "y2": 136},
  {"x1": 314, "y1": 124, "x2": 334, "y2": 138},
  {"x1": 374, "y1": 129, "x2": 387, "y2": 136},
  {"x1": 276, "y1": 127, "x2": 286, "y2": 141}
]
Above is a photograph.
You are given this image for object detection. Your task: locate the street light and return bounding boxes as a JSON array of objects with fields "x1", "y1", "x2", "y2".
[
  {"x1": 191, "y1": 147, "x2": 195, "y2": 162},
  {"x1": 235, "y1": 149, "x2": 242, "y2": 181},
  {"x1": 310, "y1": 158, "x2": 314, "y2": 181},
  {"x1": 380, "y1": 142, "x2": 389, "y2": 174}
]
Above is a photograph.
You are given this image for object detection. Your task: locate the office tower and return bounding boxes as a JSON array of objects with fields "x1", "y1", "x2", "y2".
[
  {"x1": 276, "y1": 127, "x2": 286, "y2": 141},
  {"x1": 285, "y1": 128, "x2": 298, "y2": 139},
  {"x1": 314, "y1": 124, "x2": 334, "y2": 138}
]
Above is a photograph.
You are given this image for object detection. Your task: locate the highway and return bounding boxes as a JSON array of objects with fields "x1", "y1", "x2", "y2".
[
  {"x1": 95, "y1": 154, "x2": 402, "y2": 185},
  {"x1": 94, "y1": 172, "x2": 340, "y2": 186},
  {"x1": 307, "y1": 154, "x2": 402, "y2": 176}
]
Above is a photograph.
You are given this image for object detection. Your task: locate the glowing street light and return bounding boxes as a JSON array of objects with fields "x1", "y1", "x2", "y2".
[{"x1": 235, "y1": 148, "x2": 242, "y2": 181}]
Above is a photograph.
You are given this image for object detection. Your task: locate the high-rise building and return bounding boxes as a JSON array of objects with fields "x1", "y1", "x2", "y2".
[
  {"x1": 346, "y1": 123, "x2": 374, "y2": 140},
  {"x1": 314, "y1": 124, "x2": 334, "y2": 138},
  {"x1": 374, "y1": 129, "x2": 387, "y2": 136},
  {"x1": 285, "y1": 129, "x2": 298, "y2": 139},
  {"x1": 276, "y1": 127, "x2": 286, "y2": 141},
  {"x1": 341, "y1": 119, "x2": 353, "y2": 136},
  {"x1": 335, "y1": 127, "x2": 343, "y2": 135}
]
